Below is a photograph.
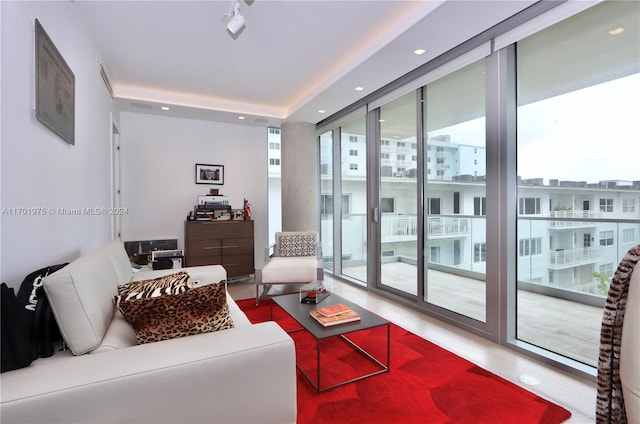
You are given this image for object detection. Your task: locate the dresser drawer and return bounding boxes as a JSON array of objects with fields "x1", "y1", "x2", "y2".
[
  {"x1": 222, "y1": 254, "x2": 255, "y2": 276},
  {"x1": 186, "y1": 221, "x2": 252, "y2": 240},
  {"x1": 187, "y1": 239, "x2": 223, "y2": 258},
  {"x1": 221, "y1": 238, "x2": 254, "y2": 255}
]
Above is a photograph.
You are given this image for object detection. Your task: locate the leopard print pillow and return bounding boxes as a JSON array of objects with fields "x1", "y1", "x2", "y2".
[
  {"x1": 118, "y1": 281, "x2": 234, "y2": 344},
  {"x1": 114, "y1": 271, "x2": 193, "y2": 308}
]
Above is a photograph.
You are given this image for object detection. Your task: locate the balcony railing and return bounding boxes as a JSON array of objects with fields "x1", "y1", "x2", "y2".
[
  {"x1": 428, "y1": 217, "x2": 470, "y2": 237},
  {"x1": 548, "y1": 246, "x2": 603, "y2": 268},
  {"x1": 549, "y1": 210, "x2": 603, "y2": 219}
]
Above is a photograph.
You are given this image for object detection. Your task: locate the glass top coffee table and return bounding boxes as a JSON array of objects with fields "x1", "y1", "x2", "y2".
[{"x1": 271, "y1": 293, "x2": 390, "y2": 392}]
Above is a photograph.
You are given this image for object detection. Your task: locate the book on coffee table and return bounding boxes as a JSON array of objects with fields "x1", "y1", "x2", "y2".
[
  {"x1": 316, "y1": 303, "x2": 351, "y2": 317},
  {"x1": 310, "y1": 309, "x2": 361, "y2": 327}
]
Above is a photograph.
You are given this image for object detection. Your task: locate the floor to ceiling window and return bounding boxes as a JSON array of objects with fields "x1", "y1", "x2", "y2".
[
  {"x1": 267, "y1": 127, "x2": 282, "y2": 244},
  {"x1": 379, "y1": 92, "x2": 418, "y2": 296},
  {"x1": 422, "y1": 60, "x2": 487, "y2": 322},
  {"x1": 318, "y1": 0, "x2": 639, "y2": 376},
  {"x1": 340, "y1": 117, "x2": 367, "y2": 284},
  {"x1": 319, "y1": 130, "x2": 334, "y2": 271},
  {"x1": 515, "y1": 0, "x2": 640, "y2": 367}
]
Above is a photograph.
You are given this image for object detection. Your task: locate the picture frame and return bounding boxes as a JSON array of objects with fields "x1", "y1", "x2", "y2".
[
  {"x1": 380, "y1": 197, "x2": 395, "y2": 213},
  {"x1": 35, "y1": 19, "x2": 75, "y2": 145},
  {"x1": 195, "y1": 163, "x2": 224, "y2": 185}
]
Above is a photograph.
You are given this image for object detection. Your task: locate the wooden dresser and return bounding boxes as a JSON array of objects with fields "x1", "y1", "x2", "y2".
[{"x1": 184, "y1": 220, "x2": 254, "y2": 278}]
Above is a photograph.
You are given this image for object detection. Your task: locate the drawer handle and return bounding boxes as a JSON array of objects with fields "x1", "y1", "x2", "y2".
[
  {"x1": 204, "y1": 246, "x2": 222, "y2": 250},
  {"x1": 222, "y1": 245, "x2": 239, "y2": 249}
]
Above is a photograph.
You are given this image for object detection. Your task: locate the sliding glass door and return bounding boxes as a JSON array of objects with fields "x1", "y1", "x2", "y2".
[
  {"x1": 318, "y1": 0, "x2": 639, "y2": 375},
  {"x1": 422, "y1": 60, "x2": 487, "y2": 322},
  {"x1": 378, "y1": 92, "x2": 418, "y2": 295},
  {"x1": 515, "y1": 0, "x2": 640, "y2": 366},
  {"x1": 340, "y1": 117, "x2": 367, "y2": 284}
]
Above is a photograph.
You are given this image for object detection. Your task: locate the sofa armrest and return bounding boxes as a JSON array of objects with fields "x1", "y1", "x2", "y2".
[{"x1": 0, "y1": 322, "x2": 296, "y2": 424}]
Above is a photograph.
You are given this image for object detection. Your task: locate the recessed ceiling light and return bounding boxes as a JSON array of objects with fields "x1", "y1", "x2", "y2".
[
  {"x1": 318, "y1": 109, "x2": 326, "y2": 114},
  {"x1": 609, "y1": 27, "x2": 624, "y2": 35},
  {"x1": 238, "y1": 116, "x2": 245, "y2": 120},
  {"x1": 355, "y1": 86, "x2": 364, "y2": 91},
  {"x1": 161, "y1": 106, "x2": 170, "y2": 111},
  {"x1": 413, "y1": 48, "x2": 426, "y2": 55}
]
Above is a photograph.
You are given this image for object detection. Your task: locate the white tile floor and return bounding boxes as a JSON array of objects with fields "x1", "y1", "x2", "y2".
[{"x1": 228, "y1": 276, "x2": 596, "y2": 423}]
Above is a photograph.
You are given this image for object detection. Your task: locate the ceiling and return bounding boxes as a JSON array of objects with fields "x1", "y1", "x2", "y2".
[{"x1": 73, "y1": 0, "x2": 538, "y2": 128}]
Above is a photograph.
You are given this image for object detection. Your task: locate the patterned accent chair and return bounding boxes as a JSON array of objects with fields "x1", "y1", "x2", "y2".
[{"x1": 256, "y1": 231, "x2": 323, "y2": 305}]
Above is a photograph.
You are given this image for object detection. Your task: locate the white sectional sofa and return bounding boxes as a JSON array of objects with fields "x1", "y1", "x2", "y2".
[{"x1": 0, "y1": 240, "x2": 297, "y2": 423}]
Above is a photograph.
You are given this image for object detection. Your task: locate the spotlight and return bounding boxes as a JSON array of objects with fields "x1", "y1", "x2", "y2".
[
  {"x1": 227, "y1": 13, "x2": 245, "y2": 34},
  {"x1": 226, "y1": 0, "x2": 246, "y2": 35}
]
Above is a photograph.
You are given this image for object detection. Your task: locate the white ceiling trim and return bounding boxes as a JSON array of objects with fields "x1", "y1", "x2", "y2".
[{"x1": 115, "y1": 85, "x2": 287, "y2": 119}]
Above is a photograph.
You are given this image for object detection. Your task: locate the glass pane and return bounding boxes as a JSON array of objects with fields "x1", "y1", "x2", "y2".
[
  {"x1": 341, "y1": 117, "x2": 367, "y2": 285},
  {"x1": 267, "y1": 127, "x2": 282, "y2": 245},
  {"x1": 423, "y1": 60, "x2": 487, "y2": 322},
  {"x1": 379, "y1": 92, "x2": 418, "y2": 295},
  {"x1": 319, "y1": 131, "x2": 334, "y2": 271},
  {"x1": 516, "y1": 0, "x2": 640, "y2": 366}
]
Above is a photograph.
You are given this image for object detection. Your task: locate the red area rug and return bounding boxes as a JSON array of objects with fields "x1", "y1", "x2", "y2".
[{"x1": 237, "y1": 299, "x2": 572, "y2": 424}]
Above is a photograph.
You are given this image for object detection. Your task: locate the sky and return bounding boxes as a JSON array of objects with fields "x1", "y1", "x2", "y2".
[{"x1": 429, "y1": 73, "x2": 639, "y2": 184}]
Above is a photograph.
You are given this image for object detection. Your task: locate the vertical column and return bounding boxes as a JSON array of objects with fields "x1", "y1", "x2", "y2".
[{"x1": 280, "y1": 121, "x2": 318, "y2": 231}]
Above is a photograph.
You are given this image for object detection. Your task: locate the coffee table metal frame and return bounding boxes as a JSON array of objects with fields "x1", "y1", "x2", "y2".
[{"x1": 271, "y1": 293, "x2": 390, "y2": 392}]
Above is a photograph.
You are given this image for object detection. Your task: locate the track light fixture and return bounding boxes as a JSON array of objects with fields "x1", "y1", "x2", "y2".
[{"x1": 226, "y1": 0, "x2": 246, "y2": 35}]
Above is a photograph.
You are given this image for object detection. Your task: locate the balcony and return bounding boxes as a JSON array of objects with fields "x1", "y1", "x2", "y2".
[
  {"x1": 548, "y1": 246, "x2": 603, "y2": 269},
  {"x1": 379, "y1": 215, "x2": 471, "y2": 242},
  {"x1": 428, "y1": 217, "x2": 469, "y2": 237},
  {"x1": 548, "y1": 210, "x2": 603, "y2": 229}
]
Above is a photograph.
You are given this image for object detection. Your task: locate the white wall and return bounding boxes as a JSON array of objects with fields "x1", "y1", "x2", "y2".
[
  {"x1": 1, "y1": 1, "x2": 115, "y2": 288},
  {"x1": 118, "y1": 112, "x2": 269, "y2": 270}
]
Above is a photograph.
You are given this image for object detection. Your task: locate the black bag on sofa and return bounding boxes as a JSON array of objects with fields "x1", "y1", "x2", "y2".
[
  {"x1": 15, "y1": 263, "x2": 68, "y2": 358},
  {"x1": 1, "y1": 283, "x2": 36, "y2": 372}
]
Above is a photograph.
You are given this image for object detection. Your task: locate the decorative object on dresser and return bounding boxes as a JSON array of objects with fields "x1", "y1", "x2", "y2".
[{"x1": 184, "y1": 220, "x2": 254, "y2": 279}]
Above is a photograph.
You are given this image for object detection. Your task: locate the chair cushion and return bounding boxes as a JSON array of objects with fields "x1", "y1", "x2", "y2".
[{"x1": 261, "y1": 257, "x2": 319, "y2": 284}]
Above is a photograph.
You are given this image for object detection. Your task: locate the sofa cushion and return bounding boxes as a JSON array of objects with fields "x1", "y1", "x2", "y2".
[
  {"x1": 118, "y1": 281, "x2": 234, "y2": 344},
  {"x1": 114, "y1": 271, "x2": 193, "y2": 308},
  {"x1": 43, "y1": 240, "x2": 133, "y2": 355}
]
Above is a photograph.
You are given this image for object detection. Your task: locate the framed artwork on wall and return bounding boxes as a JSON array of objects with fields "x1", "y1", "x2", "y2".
[
  {"x1": 195, "y1": 163, "x2": 224, "y2": 185},
  {"x1": 35, "y1": 19, "x2": 75, "y2": 145}
]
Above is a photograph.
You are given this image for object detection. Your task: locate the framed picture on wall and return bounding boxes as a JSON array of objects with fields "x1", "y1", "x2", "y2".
[
  {"x1": 195, "y1": 163, "x2": 224, "y2": 185},
  {"x1": 35, "y1": 19, "x2": 75, "y2": 145}
]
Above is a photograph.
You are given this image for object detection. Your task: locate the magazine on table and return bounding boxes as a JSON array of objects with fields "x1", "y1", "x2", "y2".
[
  {"x1": 316, "y1": 303, "x2": 351, "y2": 317},
  {"x1": 310, "y1": 308, "x2": 361, "y2": 327}
]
